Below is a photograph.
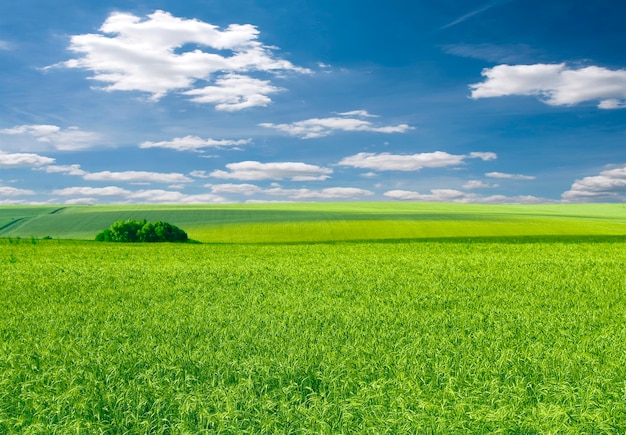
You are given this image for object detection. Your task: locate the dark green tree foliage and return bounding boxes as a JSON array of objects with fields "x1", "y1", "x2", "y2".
[{"x1": 96, "y1": 219, "x2": 188, "y2": 243}]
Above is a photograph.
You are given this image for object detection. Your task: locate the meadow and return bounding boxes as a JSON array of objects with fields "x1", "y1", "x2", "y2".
[{"x1": 0, "y1": 203, "x2": 625, "y2": 433}]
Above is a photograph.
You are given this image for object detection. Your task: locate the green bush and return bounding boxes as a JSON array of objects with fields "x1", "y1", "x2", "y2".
[{"x1": 95, "y1": 219, "x2": 188, "y2": 243}]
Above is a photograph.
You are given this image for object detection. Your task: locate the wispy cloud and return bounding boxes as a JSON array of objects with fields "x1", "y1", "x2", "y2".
[
  {"x1": 260, "y1": 111, "x2": 413, "y2": 139},
  {"x1": 486, "y1": 171, "x2": 535, "y2": 180},
  {"x1": 0, "y1": 40, "x2": 12, "y2": 51},
  {"x1": 0, "y1": 124, "x2": 100, "y2": 151},
  {"x1": 47, "y1": 10, "x2": 310, "y2": 110},
  {"x1": 441, "y1": 0, "x2": 510, "y2": 30},
  {"x1": 40, "y1": 164, "x2": 192, "y2": 184},
  {"x1": 442, "y1": 43, "x2": 536, "y2": 64},
  {"x1": 470, "y1": 63, "x2": 626, "y2": 109}
]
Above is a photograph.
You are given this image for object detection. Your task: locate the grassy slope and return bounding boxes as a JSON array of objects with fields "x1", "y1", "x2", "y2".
[{"x1": 0, "y1": 203, "x2": 624, "y2": 242}]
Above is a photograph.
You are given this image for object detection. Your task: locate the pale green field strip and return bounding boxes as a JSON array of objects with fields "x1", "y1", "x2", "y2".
[
  {"x1": 1, "y1": 239, "x2": 625, "y2": 432},
  {"x1": 1, "y1": 203, "x2": 625, "y2": 242}
]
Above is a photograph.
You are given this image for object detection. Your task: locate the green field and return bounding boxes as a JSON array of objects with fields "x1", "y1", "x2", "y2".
[
  {"x1": 1, "y1": 202, "x2": 625, "y2": 242},
  {"x1": 1, "y1": 203, "x2": 625, "y2": 432}
]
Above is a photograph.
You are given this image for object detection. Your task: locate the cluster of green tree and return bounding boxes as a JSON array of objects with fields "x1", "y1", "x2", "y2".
[{"x1": 95, "y1": 219, "x2": 188, "y2": 243}]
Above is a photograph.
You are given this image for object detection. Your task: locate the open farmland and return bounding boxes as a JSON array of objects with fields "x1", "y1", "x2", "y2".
[
  {"x1": 1, "y1": 202, "x2": 625, "y2": 242},
  {"x1": 1, "y1": 203, "x2": 625, "y2": 432}
]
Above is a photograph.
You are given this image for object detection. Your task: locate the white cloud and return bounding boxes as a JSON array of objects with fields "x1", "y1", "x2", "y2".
[
  {"x1": 125, "y1": 189, "x2": 224, "y2": 203},
  {"x1": 486, "y1": 171, "x2": 535, "y2": 180},
  {"x1": 470, "y1": 63, "x2": 626, "y2": 109},
  {"x1": 41, "y1": 164, "x2": 87, "y2": 176},
  {"x1": 210, "y1": 161, "x2": 333, "y2": 181},
  {"x1": 53, "y1": 186, "x2": 132, "y2": 196},
  {"x1": 50, "y1": 10, "x2": 309, "y2": 110},
  {"x1": 83, "y1": 170, "x2": 192, "y2": 183},
  {"x1": 206, "y1": 183, "x2": 263, "y2": 195},
  {"x1": 206, "y1": 183, "x2": 373, "y2": 200},
  {"x1": 385, "y1": 189, "x2": 550, "y2": 204},
  {"x1": 65, "y1": 198, "x2": 98, "y2": 205},
  {"x1": 266, "y1": 187, "x2": 374, "y2": 200},
  {"x1": 338, "y1": 151, "x2": 496, "y2": 171},
  {"x1": 190, "y1": 170, "x2": 211, "y2": 178},
  {"x1": 469, "y1": 152, "x2": 497, "y2": 161},
  {"x1": 53, "y1": 186, "x2": 225, "y2": 203},
  {"x1": 259, "y1": 111, "x2": 413, "y2": 139},
  {"x1": 0, "y1": 125, "x2": 100, "y2": 151},
  {"x1": 0, "y1": 186, "x2": 35, "y2": 196},
  {"x1": 463, "y1": 180, "x2": 496, "y2": 189},
  {"x1": 562, "y1": 164, "x2": 626, "y2": 201},
  {"x1": 182, "y1": 74, "x2": 282, "y2": 110},
  {"x1": 335, "y1": 110, "x2": 378, "y2": 118},
  {"x1": 0, "y1": 151, "x2": 55, "y2": 167},
  {"x1": 0, "y1": 40, "x2": 12, "y2": 51},
  {"x1": 140, "y1": 135, "x2": 251, "y2": 152},
  {"x1": 385, "y1": 189, "x2": 469, "y2": 201}
]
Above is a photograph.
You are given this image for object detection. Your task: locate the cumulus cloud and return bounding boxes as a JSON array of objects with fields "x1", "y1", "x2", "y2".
[
  {"x1": 140, "y1": 135, "x2": 251, "y2": 152},
  {"x1": 182, "y1": 74, "x2": 282, "y2": 110},
  {"x1": 486, "y1": 171, "x2": 535, "y2": 180},
  {"x1": 385, "y1": 189, "x2": 549, "y2": 204},
  {"x1": 210, "y1": 161, "x2": 333, "y2": 181},
  {"x1": 49, "y1": 10, "x2": 309, "y2": 110},
  {"x1": 0, "y1": 151, "x2": 55, "y2": 167},
  {"x1": 259, "y1": 111, "x2": 413, "y2": 139},
  {"x1": 0, "y1": 125, "x2": 100, "y2": 151},
  {"x1": 470, "y1": 63, "x2": 626, "y2": 109},
  {"x1": 338, "y1": 151, "x2": 496, "y2": 171},
  {"x1": 562, "y1": 164, "x2": 626, "y2": 201}
]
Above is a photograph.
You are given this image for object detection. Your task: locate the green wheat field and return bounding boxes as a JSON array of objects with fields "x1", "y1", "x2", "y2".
[{"x1": 1, "y1": 203, "x2": 625, "y2": 433}]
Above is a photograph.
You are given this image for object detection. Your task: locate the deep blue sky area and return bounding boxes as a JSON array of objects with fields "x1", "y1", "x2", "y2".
[{"x1": 1, "y1": 0, "x2": 625, "y2": 204}]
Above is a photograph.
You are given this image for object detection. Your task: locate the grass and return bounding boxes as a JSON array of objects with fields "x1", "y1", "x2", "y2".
[
  {"x1": 0, "y1": 202, "x2": 625, "y2": 242},
  {"x1": 1, "y1": 237, "x2": 625, "y2": 433}
]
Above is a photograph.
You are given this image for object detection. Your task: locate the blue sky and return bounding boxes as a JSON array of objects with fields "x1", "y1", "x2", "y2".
[{"x1": 1, "y1": 0, "x2": 625, "y2": 204}]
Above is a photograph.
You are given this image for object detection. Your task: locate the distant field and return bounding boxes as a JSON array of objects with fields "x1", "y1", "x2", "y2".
[{"x1": 1, "y1": 203, "x2": 625, "y2": 242}]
